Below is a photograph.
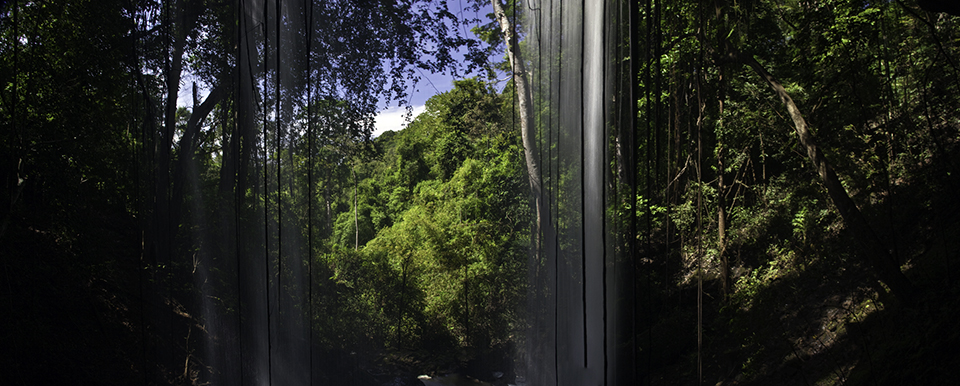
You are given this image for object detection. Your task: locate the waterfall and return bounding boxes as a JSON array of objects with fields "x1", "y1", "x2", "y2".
[
  {"x1": 522, "y1": 0, "x2": 637, "y2": 384},
  {"x1": 143, "y1": 0, "x2": 640, "y2": 384}
]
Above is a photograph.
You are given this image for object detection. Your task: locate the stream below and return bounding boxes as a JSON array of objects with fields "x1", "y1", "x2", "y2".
[{"x1": 417, "y1": 373, "x2": 493, "y2": 386}]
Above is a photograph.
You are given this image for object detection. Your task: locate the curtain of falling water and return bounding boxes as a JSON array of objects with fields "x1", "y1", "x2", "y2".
[
  {"x1": 239, "y1": 0, "x2": 270, "y2": 384},
  {"x1": 522, "y1": 0, "x2": 637, "y2": 384},
  {"x1": 189, "y1": 0, "x2": 453, "y2": 384},
  {"x1": 235, "y1": 0, "x2": 312, "y2": 384},
  {"x1": 146, "y1": 0, "x2": 640, "y2": 384}
]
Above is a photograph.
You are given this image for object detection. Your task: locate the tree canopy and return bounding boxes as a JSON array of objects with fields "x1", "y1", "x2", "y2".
[{"x1": 4, "y1": 0, "x2": 960, "y2": 385}]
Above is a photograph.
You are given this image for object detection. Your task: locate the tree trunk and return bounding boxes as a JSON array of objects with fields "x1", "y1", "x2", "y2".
[
  {"x1": 353, "y1": 169, "x2": 358, "y2": 250},
  {"x1": 397, "y1": 258, "x2": 406, "y2": 348},
  {"x1": 737, "y1": 52, "x2": 917, "y2": 302},
  {"x1": 491, "y1": 3, "x2": 560, "y2": 373},
  {"x1": 717, "y1": 146, "x2": 729, "y2": 297},
  {"x1": 171, "y1": 82, "x2": 225, "y2": 233},
  {"x1": 491, "y1": 0, "x2": 547, "y2": 249},
  {"x1": 324, "y1": 178, "x2": 332, "y2": 238},
  {"x1": 715, "y1": 0, "x2": 731, "y2": 298},
  {"x1": 156, "y1": 0, "x2": 202, "y2": 266},
  {"x1": 0, "y1": 162, "x2": 25, "y2": 243}
]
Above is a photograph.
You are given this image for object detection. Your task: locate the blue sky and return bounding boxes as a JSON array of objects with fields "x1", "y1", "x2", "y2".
[
  {"x1": 372, "y1": 69, "x2": 459, "y2": 137},
  {"x1": 373, "y1": 1, "x2": 496, "y2": 137}
]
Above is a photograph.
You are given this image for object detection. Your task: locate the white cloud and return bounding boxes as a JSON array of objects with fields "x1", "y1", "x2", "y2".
[{"x1": 373, "y1": 105, "x2": 426, "y2": 138}]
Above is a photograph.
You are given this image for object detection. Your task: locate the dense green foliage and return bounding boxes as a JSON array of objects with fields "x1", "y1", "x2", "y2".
[
  {"x1": 310, "y1": 79, "x2": 529, "y2": 360},
  {"x1": 634, "y1": 0, "x2": 960, "y2": 383},
  {"x1": 4, "y1": 0, "x2": 960, "y2": 385}
]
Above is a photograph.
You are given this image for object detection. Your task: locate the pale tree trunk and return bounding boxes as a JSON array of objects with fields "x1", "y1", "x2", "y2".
[
  {"x1": 715, "y1": 0, "x2": 731, "y2": 299},
  {"x1": 491, "y1": 0, "x2": 545, "y2": 248},
  {"x1": 491, "y1": 6, "x2": 559, "y2": 373},
  {"x1": 324, "y1": 179, "x2": 332, "y2": 238},
  {"x1": 353, "y1": 169, "x2": 358, "y2": 250},
  {"x1": 737, "y1": 52, "x2": 917, "y2": 302},
  {"x1": 717, "y1": 146, "x2": 729, "y2": 297}
]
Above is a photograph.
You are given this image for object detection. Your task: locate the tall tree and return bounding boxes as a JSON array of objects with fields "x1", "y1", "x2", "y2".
[{"x1": 490, "y1": 0, "x2": 553, "y2": 256}]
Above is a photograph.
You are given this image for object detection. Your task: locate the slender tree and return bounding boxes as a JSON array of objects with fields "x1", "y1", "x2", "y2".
[{"x1": 490, "y1": 0, "x2": 553, "y2": 257}]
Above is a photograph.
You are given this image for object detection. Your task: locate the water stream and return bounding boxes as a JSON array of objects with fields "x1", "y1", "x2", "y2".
[{"x1": 417, "y1": 373, "x2": 493, "y2": 386}]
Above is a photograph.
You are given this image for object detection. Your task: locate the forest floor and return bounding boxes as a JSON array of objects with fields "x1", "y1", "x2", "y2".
[
  {"x1": 6, "y1": 203, "x2": 959, "y2": 385},
  {"x1": 643, "y1": 173, "x2": 960, "y2": 385},
  {"x1": 6, "y1": 198, "x2": 959, "y2": 386},
  {"x1": 1, "y1": 206, "x2": 147, "y2": 385},
  {"x1": 5, "y1": 172, "x2": 960, "y2": 386}
]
